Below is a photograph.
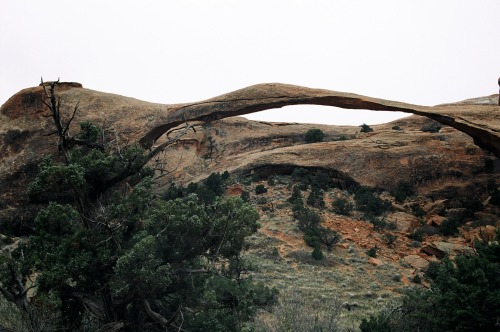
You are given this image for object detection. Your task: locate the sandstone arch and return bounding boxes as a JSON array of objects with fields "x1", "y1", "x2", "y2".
[
  {"x1": 1, "y1": 82, "x2": 499, "y2": 229},
  {"x1": 137, "y1": 83, "x2": 500, "y2": 158}
]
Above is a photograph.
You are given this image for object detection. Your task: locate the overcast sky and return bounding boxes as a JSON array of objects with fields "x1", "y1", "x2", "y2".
[{"x1": 1, "y1": 1, "x2": 499, "y2": 125}]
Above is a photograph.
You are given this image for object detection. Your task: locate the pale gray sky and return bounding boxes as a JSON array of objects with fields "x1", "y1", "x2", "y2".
[{"x1": 1, "y1": 0, "x2": 499, "y2": 125}]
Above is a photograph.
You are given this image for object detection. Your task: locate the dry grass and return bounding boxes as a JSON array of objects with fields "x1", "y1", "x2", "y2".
[{"x1": 243, "y1": 180, "x2": 418, "y2": 330}]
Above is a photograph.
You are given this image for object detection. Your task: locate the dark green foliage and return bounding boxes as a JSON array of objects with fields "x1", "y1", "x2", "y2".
[
  {"x1": 240, "y1": 191, "x2": 250, "y2": 202},
  {"x1": 331, "y1": 197, "x2": 353, "y2": 215},
  {"x1": 361, "y1": 234, "x2": 500, "y2": 332},
  {"x1": 290, "y1": 168, "x2": 337, "y2": 192},
  {"x1": 2, "y1": 106, "x2": 274, "y2": 331},
  {"x1": 366, "y1": 215, "x2": 388, "y2": 231},
  {"x1": 360, "y1": 123, "x2": 373, "y2": 133},
  {"x1": 296, "y1": 208, "x2": 340, "y2": 256},
  {"x1": 392, "y1": 125, "x2": 401, "y2": 131},
  {"x1": 288, "y1": 170, "x2": 343, "y2": 258},
  {"x1": 291, "y1": 168, "x2": 310, "y2": 185},
  {"x1": 204, "y1": 172, "x2": 225, "y2": 196},
  {"x1": 256, "y1": 197, "x2": 268, "y2": 205},
  {"x1": 424, "y1": 261, "x2": 441, "y2": 280},
  {"x1": 221, "y1": 170, "x2": 230, "y2": 181},
  {"x1": 311, "y1": 247, "x2": 324, "y2": 260},
  {"x1": 360, "y1": 313, "x2": 394, "y2": 332},
  {"x1": 162, "y1": 182, "x2": 184, "y2": 201},
  {"x1": 461, "y1": 197, "x2": 484, "y2": 215},
  {"x1": 288, "y1": 185, "x2": 303, "y2": 205},
  {"x1": 309, "y1": 171, "x2": 331, "y2": 191},
  {"x1": 355, "y1": 187, "x2": 391, "y2": 216},
  {"x1": 77, "y1": 121, "x2": 100, "y2": 143},
  {"x1": 255, "y1": 184, "x2": 268, "y2": 195},
  {"x1": 392, "y1": 181, "x2": 415, "y2": 203},
  {"x1": 297, "y1": 209, "x2": 322, "y2": 230},
  {"x1": 304, "y1": 128, "x2": 325, "y2": 143},
  {"x1": 267, "y1": 176, "x2": 276, "y2": 186},
  {"x1": 440, "y1": 213, "x2": 466, "y2": 236},
  {"x1": 412, "y1": 205, "x2": 426, "y2": 218},
  {"x1": 366, "y1": 246, "x2": 378, "y2": 258},
  {"x1": 306, "y1": 188, "x2": 325, "y2": 209},
  {"x1": 162, "y1": 172, "x2": 231, "y2": 205},
  {"x1": 27, "y1": 156, "x2": 86, "y2": 203},
  {"x1": 421, "y1": 121, "x2": 442, "y2": 133}
]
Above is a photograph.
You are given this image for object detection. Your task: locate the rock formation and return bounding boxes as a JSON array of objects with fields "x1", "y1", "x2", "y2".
[{"x1": 1, "y1": 82, "x2": 499, "y2": 232}]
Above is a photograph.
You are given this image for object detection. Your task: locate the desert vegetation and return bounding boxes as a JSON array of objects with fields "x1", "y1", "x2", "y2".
[
  {"x1": 0, "y1": 83, "x2": 276, "y2": 331},
  {"x1": 2, "y1": 82, "x2": 500, "y2": 332},
  {"x1": 304, "y1": 128, "x2": 325, "y2": 143}
]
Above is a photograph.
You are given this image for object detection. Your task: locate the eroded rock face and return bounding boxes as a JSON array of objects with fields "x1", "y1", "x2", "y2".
[{"x1": 1, "y1": 82, "x2": 499, "y2": 232}]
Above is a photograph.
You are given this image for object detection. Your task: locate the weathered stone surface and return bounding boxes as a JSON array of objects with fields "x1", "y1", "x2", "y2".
[
  {"x1": 368, "y1": 257, "x2": 383, "y2": 266},
  {"x1": 422, "y1": 199, "x2": 448, "y2": 215},
  {"x1": 426, "y1": 215, "x2": 446, "y2": 227},
  {"x1": 386, "y1": 212, "x2": 420, "y2": 232},
  {"x1": 1, "y1": 82, "x2": 499, "y2": 230},
  {"x1": 421, "y1": 241, "x2": 473, "y2": 258},
  {"x1": 403, "y1": 255, "x2": 429, "y2": 270}
]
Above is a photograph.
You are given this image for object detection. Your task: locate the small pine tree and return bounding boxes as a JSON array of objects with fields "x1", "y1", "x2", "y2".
[
  {"x1": 360, "y1": 123, "x2": 373, "y2": 133},
  {"x1": 331, "y1": 197, "x2": 353, "y2": 216},
  {"x1": 305, "y1": 129, "x2": 325, "y2": 143},
  {"x1": 312, "y1": 247, "x2": 325, "y2": 260},
  {"x1": 255, "y1": 184, "x2": 268, "y2": 195}
]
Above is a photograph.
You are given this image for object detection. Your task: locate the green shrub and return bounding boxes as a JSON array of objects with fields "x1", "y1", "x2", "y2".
[
  {"x1": 298, "y1": 209, "x2": 321, "y2": 230},
  {"x1": 440, "y1": 214, "x2": 466, "y2": 236},
  {"x1": 255, "y1": 184, "x2": 268, "y2": 195},
  {"x1": 305, "y1": 128, "x2": 325, "y2": 143},
  {"x1": 306, "y1": 188, "x2": 325, "y2": 209},
  {"x1": 421, "y1": 121, "x2": 442, "y2": 133},
  {"x1": 367, "y1": 215, "x2": 388, "y2": 231},
  {"x1": 288, "y1": 185, "x2": 303, "y2": 205},
  {"x1": 354, "y1": 187, "x2": 391, "y2": 216},
  {"x1": 360, "y1": 313, "x2": 393, "y2": 332},
  {"x1": 367, "y1": 246, "x2": 378, "y2": 258},
  {"x1": 267, "y1": 176, "x2": 276, "y2": 186},
  {"x1": 360, "y1": 123, "x2": 373, "y2": 133},
  {"x1": 311, "y1": 247, "x2": 325, "y2": 260},
  {"x1": 424, "y1": 261, "x2": 441, "y2": 280},
  {"x1": 256, "y1": 197, "x2": 268, "y2": 205},
  {"x1": 392, "y1": 180, "x2": 415, "y2": 203},
  {"x1": 240, "y1": 191, "x2": 250, "y2": 202},
  {"x1": 331, "y1": 197, "x2": 353, "y2": 215},
  {"x1": 361, "y1": 235, "x2": 500, "y2": 331},
  {"x1": 204, "y1": 172, "x2": 225, "y2": 196}
]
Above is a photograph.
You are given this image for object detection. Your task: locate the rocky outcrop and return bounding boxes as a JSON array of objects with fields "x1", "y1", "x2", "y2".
[
  {"x1": 1, "y1": 82, "x2": 499, "y2": 232},
  {"x1": 421, "y1": 241, "x2": 474, "y2": 258},
  {"x1": 136, "y1": 84, "x2": 500, "y2": 159}
]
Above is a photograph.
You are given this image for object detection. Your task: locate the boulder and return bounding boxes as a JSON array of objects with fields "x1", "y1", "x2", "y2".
[
  {"x1": 426, "y1": 214, "x2": 446, "y2": 227},
  {"x1": 403, "y1": 255, "x2": 429, "y2": 270},
  {"x1": 421, "y1": 241, "x2": 473, "y2": 258},
  {"x1": 368, "y1": 257, "x2": 383, "y2": 266},
  {"x1": 386, "y1": 212, "x2": 420, "y2": 232},
  {"x1": 422, "y1": 199, "x2": 448, "y2": 215}
]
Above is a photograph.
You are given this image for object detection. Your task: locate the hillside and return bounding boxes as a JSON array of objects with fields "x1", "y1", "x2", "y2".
[{"x1": 1, "y1": 82, "x2": 499, "y2": 330}]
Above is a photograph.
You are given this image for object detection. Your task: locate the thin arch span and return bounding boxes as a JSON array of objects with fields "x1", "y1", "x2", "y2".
[{"x1": 139, "y1": 83, "x2": 500, "y2": 158}]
